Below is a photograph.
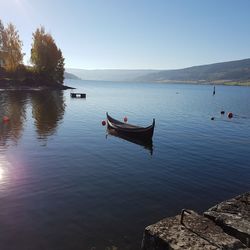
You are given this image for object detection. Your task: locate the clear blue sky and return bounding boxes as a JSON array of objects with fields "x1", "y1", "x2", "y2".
[{"x1": 1, "y1": 0, "x2": 250, "y2": 69}]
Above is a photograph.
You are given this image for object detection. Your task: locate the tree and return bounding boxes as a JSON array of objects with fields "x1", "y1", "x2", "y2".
[
  {"x1": 3, "y1": 23, "x2": 23, "y2": 72},
  {"x1": 0, "y1": 19, "x2": 5, "y2": 50},
  {"x1": 54, "y1": 49, "x2": 65, "y2": 84},
  {"x1": 30, "y1": 27, "x2": 65, "y2": 84},
  {"x1": 0, "y1": 19, "x2": 7, "y2": 69}
]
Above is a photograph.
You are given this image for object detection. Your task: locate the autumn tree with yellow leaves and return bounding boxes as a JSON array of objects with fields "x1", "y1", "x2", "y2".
[
  {"x1": 30, "y1": 27, "x2": 65, "y2": 84},
  {"x1": 0, "y1": 19, "x2": 65, "y2": 85},
  {"x1": 0, "y1": 21, "x2": 23, "y2": 72}
]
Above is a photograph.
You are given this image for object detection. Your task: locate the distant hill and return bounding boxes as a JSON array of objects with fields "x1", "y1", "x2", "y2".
[
  {"x1": 65, "y1": 69, "x2": 159, "y2": 82},
  {"x1": 136, "y1": 58, "x2": 250, "y2": 83},
  {"x1": 65, "y1": 58, "x2": 250, "y2": 85},
  {"x1": 64, "y1": 72, "x2": 81, "y2": 80}
]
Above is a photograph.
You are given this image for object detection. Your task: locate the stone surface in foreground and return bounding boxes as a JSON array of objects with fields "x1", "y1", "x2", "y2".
[
  {"x1": 204, "y1": 192, "x2": 250, "y2": 247},
  {"x1": 142, "y1": 210, "x2": 247, "y2": 250}
]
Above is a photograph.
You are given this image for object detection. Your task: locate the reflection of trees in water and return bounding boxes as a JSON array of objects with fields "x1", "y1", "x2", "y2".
[
  {"x1": 31, "y1": 91, "x2": 65, "y2": 139},
  {"x1": 0, "y1": 91, "x2": 28, "y2": 146},
  {"x1": 0, "y1": 90, "x2": 65, "y2": 145}
]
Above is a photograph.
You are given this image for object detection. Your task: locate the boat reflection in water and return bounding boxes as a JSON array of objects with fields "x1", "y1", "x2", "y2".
[
  {"x1": 106, "y1": 128, "x2": 154, "y2": 155},
  {"x1": 106, "y1": 112, "x2": 154, "y2": 155}
]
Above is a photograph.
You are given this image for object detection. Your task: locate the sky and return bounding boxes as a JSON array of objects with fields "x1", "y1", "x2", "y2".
[{"x1": 0, "y1": 0, "x2": 250, "y2": 69}]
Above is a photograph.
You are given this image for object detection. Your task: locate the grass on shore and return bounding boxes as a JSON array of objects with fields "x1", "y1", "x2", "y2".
[
  {"x1": 221, "y1": 81, "x2": 250, "y2": 86},
  {"x1": 157, "y1": 79, "x2": 250, "y2": 86}
]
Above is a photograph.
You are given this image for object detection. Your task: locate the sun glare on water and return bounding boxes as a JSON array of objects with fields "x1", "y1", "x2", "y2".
[
  {"x1": 0, "y1": 167, "x2": 4, "y2": 181},
  {"x1": 0, "y1": 157, "x2": 10, "y2": 184}
]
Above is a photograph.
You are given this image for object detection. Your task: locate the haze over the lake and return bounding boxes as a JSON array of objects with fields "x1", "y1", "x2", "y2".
[{"x1": 1, "y1": 0, "x2": 250, "y2": 70}]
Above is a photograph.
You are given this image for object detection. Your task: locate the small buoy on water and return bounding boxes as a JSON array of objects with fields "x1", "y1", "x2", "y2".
[
  {"x1": 124, "y1": 116, "x2": 128, "y2": 123},
  {"x1": 228, "y1": 112, "x2": 233, "y2": 119},
  {"x1": 221, "y1": 111, "x2": 225, "y2": 115},
  {"x1": 2, "y1": 116, "x2": 10, "y2": 122},
  {"x1": 211, "y1": 117, "x2": 215, "y2": 120},
  {"x1": 102, "y1": 120, "x2": 106, "y2": 126}
]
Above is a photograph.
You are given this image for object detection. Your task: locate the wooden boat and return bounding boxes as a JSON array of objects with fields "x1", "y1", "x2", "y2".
[{"x1": 106, "y1": 112, "x2": 155, "y2": 141}]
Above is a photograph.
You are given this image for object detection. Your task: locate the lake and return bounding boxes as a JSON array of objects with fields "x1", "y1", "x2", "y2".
[{"x1": 0, "y1": 80, "x2": 250, "y2": 250}]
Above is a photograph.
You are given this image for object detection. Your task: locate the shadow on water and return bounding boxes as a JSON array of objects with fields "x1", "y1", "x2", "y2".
[
  {"x1": 0, "y1": 90, "x2": 65, "y2": 145},
  {"x1": 106, "y1": 128, "x2": 154, "y2": 155}
]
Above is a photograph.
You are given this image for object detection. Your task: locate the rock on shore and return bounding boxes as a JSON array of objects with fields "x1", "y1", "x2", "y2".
[
  {"x1": 204, "y1": 192, "x2": 250, "y2": 247},
  {"x1": 142, "y1": 192, "x2": 250, "y2": 249}
]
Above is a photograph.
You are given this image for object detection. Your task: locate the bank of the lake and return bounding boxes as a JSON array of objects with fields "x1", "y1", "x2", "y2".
[
  {"x1": 142, "y1": 192, "x2": 250, "y2": 249},
  {"x1": 0, "y1": 78, "x2": 75, "y2": 90},
  {"x1": 222, "y1": 81, "x2": 250, "y2": 86},
  {"x1": 150, "y1": 79, "x2": 250, "y2": 86}
]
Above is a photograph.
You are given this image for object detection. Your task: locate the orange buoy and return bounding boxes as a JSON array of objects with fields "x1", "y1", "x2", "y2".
[
  {"x1": 227, "y1": 112, "x2": 233, "y2": 119},
  {"x1": 2, "y1": 116, "x2": 10, "y2": 122},
  {"x1": 102, "y1": 120, "x2": 106, "y2": 126},
  {"x1": 124, "y1": 116, "x2": 128, "y2": 123}
]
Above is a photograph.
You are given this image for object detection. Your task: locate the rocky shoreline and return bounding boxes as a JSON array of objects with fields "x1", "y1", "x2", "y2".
[
  {"x1": 142, "y1": 192, "x2": 250, "y2": 249},
  {"x1": 0, "y1": 78, "x2": 75, "y2": 91}
]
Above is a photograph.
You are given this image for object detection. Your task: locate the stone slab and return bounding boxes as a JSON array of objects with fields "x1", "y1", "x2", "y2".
[
  {"x1": 141, "y1": 210, "x2": 247, "y2": 250},
  {"x1": 204, "y1": 192, "x2": 250, "y2": 247}
]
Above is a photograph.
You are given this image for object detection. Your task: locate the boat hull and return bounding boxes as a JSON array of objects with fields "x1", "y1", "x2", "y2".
[{"x1": 106, "y1": 113, "x2": 155, "y2": 142}]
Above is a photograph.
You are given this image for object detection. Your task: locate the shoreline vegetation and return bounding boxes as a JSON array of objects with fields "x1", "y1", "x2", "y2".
[
  {"x1": 152, "y1": 79, "x2": 250, "y2": 86},
  {"x1": 0, "y1": 20, "x2": 74, "y2": 91},
  {"x1": 0, "y1": 77, "x2": 74, "y2": 91}
]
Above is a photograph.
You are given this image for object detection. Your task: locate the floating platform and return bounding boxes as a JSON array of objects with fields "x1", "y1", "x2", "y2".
[
  {"x1": 142, "y1": 192, "x2": 250, "y2": 249},
  {"x1": 70, "y1": 93, "x2": 86, "y2": 98}
]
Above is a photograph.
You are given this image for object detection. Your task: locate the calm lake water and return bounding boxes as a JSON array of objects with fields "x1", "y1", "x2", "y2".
[{"x1": 0, "y1": 80, "x2": 250, "y2": 250}]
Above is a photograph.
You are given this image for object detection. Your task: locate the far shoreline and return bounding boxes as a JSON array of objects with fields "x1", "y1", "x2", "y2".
[
  {"x1": 65, "y1": 77, "x2": 250, "y2": 86},
  {"x1": 1, "y1": 77, "x2": 250, "y2": 90},
  {"x1": 147, "y1": 79, "x2": 250, "y2": 86}
]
